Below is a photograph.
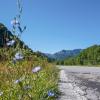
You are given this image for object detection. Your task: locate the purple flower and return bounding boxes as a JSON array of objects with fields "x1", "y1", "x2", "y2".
[
  {"x1": 6, "y1": 40, "x2": 15, "y2": 46},
  {"x1": 32, "y1": 66, "x2": 41, "y2": 73},
  {"x1": 11, "y1": 19, "x2": 19, "y2": 25},
  {"x1": 14, "y1": 76, "x2": 25, "y2": 84},
  {"x1": 14, "y1": 52, "x2": 24, "y2": 60},
  {"x1": 48, "y1": 90, "x2": 55, "y2": 97},
  {"x1": 14, "y1": 79, "x2": 21, "y2": 84}
]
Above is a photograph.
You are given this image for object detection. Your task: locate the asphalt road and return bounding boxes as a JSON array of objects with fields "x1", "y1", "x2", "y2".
[{"x1": 58, "y1": 66, "x2": 100, "y2": 100}]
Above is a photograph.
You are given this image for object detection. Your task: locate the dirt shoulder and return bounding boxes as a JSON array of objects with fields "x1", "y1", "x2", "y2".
[{"x1": 58, "y1": 66, "x2": 100, "y2": 100}]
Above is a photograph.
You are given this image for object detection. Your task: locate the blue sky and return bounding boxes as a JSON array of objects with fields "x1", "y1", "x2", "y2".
[{"x1": 0, "y1": 0, "x2": 100, "y2": 53}]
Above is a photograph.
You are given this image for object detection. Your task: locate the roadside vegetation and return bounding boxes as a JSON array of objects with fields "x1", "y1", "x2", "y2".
[
  {"x1": 0, "y1": 52, "x2": 59, "y2": 100},
  {"x1": 56, "y1": 45, "x2": 100, "y2": 66},
  {"x1": 0, "y1": 0, "x2": 59, "y2": 99}
]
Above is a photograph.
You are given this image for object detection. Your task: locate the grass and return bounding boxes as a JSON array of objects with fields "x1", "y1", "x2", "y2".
[{"x1": 0, "y1": 56, "x2": 59, "y2": 100}]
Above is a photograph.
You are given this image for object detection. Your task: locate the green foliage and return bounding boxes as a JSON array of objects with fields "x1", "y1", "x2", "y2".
[
  {"x1": 0, "y1": 0, "x2": 59, "y2": 99},
  {"x1": 0, "y1": 23, "x2": 59, "y2": 99},
  {"x1": 0, "y1": 14, "x2": 58, "y2": 100},
  {"x1": 0, "y1": 29, "x2": 59, "y2": 100},
  {"x1": 0, "y1": 60, "x2": 59, "y2": 100},
  {"x1": 61, "y1": 45, "x2": 100, "y2": 66},
  {"x1": 77, "y1": 45, "x2": 100, "y2": 65}
]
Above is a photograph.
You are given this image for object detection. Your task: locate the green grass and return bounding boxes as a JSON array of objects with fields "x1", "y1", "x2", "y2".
[{"x1": 0, "y1": 58, "x2": 59, "y2": 100}]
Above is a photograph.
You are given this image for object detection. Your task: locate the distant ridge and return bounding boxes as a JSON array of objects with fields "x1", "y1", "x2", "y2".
[
  {"x1": 63, "y1": 45, "x2": 100, "y2": 65},
  {"x1": 45, "y1": 49, "x2": 82, "y2": 60}
]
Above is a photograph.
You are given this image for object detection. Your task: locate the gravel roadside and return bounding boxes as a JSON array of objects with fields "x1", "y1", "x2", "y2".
[
  {"x1": 58, "y1": 66, "x2": 100, "y2": 100},
  {"x1": 58, "y1": 70, "x2": 86, "y2": 100}
]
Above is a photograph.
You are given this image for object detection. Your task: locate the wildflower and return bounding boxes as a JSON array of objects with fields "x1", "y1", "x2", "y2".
[
  {"x1": 14, "y1": 52, "x2": 24, "y2": 60},
  {"x1": 14, "y1": 79, "x2": 23, "y2": 88},
  {"x1": 0, "y1": 91, "x2": 3, "y2": 96},
  {"x1": 48, "y1": 90, "x2": 55, "y2": 97},
  {"x1": 6, "y1": 40, "x2": 15, "y2": 46},
  {"x1": 32, "y1": 66, "x2": 41, "y2": 73},
  {"x1": 14, "y1": 76, "x2": 25, "y2": 84},
  {"x1": 14, "y1": 79, "x2": 21, "y2": 84},
  {"x1": 11, "y1": 19, "x2": 19, "y2": 25}
]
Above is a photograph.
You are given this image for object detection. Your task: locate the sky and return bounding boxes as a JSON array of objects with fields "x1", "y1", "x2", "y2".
[{"x1": 0, "y1": 0, "x2": 100, "y2": 53}]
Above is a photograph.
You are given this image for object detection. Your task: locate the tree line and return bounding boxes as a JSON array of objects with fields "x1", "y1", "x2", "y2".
[{"x1": 56, "y1": 45, "x2": 100, "y2": 65}]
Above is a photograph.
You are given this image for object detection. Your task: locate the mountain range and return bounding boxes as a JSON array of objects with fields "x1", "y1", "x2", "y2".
[
  {"x1": 45, "y1": 49, "x2": 82, "y2": 60},
  {"x1": 63, "y1": 45, "x2": 100, "y2": 65}
]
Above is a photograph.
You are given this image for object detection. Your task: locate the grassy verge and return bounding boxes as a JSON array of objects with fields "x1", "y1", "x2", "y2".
[{"x1": 0, "y1": 60, "x2": 59, "y2": 100}]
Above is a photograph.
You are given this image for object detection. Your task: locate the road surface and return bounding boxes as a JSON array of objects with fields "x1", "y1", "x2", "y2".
[{"x1": 58, "y1": 66, "x2": 100, "y2": 100}]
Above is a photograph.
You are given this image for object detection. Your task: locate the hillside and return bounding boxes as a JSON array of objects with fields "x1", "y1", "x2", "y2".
[
  {"x1": 0, "y1": 23, "x2": 48, "y2": 61},
  {"x1": 63, "y1": 45, "x2": 100, "y2": 65},
  {"x1": 0, "y1": 23, "x2": 32, "y2": 50},
  {"x1": 0, "y1": 23, "x2": 13, "y2": 47}
]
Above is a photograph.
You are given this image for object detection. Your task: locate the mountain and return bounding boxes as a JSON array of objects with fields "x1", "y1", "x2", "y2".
[
  {"x1": 64, "y1": 45, "x2": 100, "y2": 65},
  {"x1": 45, "y1": 49, "x2": 82, "y2": 60}
]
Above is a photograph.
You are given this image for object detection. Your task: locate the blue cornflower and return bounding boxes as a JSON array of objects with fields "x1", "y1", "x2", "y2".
[
  {"x1": 6, "y1": 40, "x2": 15, "y2": 46},
  {"x1": 14, "y1": 52, "x2": 24, "y2": 60},
  {"x1": 32, "y1": 66, "x2": 41, "y2": 73},
  {"x1": 48, "y1": 90, "x2": 55, "y2": 97}
]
